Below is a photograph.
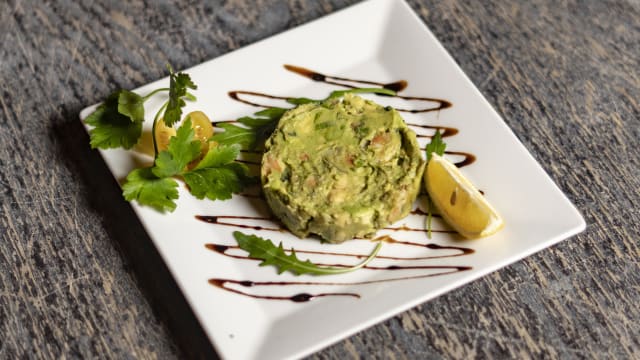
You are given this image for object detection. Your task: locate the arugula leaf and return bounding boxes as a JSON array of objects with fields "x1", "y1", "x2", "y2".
[
  {"x1": 233, "y1": 231, "x2": 382, "y2": 276},
  {"x1": 425, "y1": 129, "x2": 446, "y2": 161},
  {"x1": 85, "y1": 90, "x2": 143, "y2": 149},
  {"x1": 164, "y1": 69, "x2": 197, "y2": 126},
  {"x1": 122, "y1": 167, "x2": 179, "y2": 212},
  {"x1": 152, "y1": 117, "x2": 201, "y2": 178},
  {"x1": 286, "y1": 97, "x2": 316, "y2": 105},
  {"x1": 210, "y1": 123, "x2": 257, "y2": 148},
  {"x1": 182, "y1": 145, "x2": 249, "y2": 201},
  {"x1": 252, "y1": 107, "x2": 287, "y2": 120},
  {"x1": 211, "y1": 107, "x2": 285, "y2": 150}
]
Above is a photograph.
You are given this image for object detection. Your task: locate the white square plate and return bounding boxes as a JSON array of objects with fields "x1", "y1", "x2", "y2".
[{"x1": 80, "y1": 0, "x2": 585, "y2": 358}]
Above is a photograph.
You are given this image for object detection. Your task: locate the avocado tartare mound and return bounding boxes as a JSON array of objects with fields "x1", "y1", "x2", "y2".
[{"x1": 261, "y1": 93, "x2": 425, "y2": 243}]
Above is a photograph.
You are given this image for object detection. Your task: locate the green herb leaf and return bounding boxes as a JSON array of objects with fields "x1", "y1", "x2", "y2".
[
  {"x1": 122, "y1": 124, "x2": 249, "y2": 209},
  {"x1": 252, "y1": 107, "x2": 287, "y2": 120},
  {"x1": 85, "y1": 90, "x2": 143, "y2": 149},
  {"x1": 425, "y1": 129, "x2": 446, "y2": 161},
  {"x1": 211, "y1": 107, "x2": 285, "y2": 149},
  {"x1": 117, "y1": 90, "x2": 146, "y2": 123},
  {"x1": 211, "y1": 112, "x2": 287, "y2": 149},
  {"x1": 210, "y1": 123, "x2": 257, "y2": 148},
  {"x1": 152, "y1": 118, "x2": 201, "y2": 178},
  {"x1": 164, "y1": 69, "x2": 197, "y2": 126},
  {"x1": 122, "y1": 167, "x2": 179, "y2": 212},
  {"x1": 286, "y1": 97, "x2": 316, "y2": 105},
  {"x1": 182, "y1": 145, "x2": 249, "y2": 201},
  {"x1": 233, "y1": 231, "x2": 382, "y2": 276},
  {"x1": 193, "y1": 143, "x2": 241, "y2": 168}
]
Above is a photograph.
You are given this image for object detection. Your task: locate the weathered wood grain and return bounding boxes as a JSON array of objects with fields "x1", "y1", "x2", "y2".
[{"x1": 0, "y1": 0, "x2": 638, "y2": 359}]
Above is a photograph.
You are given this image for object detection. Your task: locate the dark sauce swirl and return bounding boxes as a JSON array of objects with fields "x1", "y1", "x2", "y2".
[
  {"x1": 209, "y1": 261, "x2": 471, "y2": 303},
  {"x1": 284, "y1": 64, "x2": 409, "y2": 92}
]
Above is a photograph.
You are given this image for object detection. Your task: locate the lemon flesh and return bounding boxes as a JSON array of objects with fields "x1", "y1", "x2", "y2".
[
  {"x1": 154, "y1": 119, "x2": 176, "y2": 152},
  {"x1": 424, "y1": 153, "x2": 504, "y2": 239}
]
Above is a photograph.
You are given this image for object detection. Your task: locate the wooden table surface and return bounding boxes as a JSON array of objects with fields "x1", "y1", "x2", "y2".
[{"x1": 1, "y1": 0, "x2": 638, "y2": 358}]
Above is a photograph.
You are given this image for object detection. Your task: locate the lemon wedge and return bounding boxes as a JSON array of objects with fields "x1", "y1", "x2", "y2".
[{"x1": 424, "y1": 153, "x2": 504, "y2": 238}]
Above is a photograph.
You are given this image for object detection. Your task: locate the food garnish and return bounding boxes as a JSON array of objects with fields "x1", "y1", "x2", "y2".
[
  {"x1": 423, "y1": 151, "x2": 504, "y2": 239},
  {"x1": 85, "y1": 67, "x2": 249, "y2": 212},
  {"x1": 233, "y1": 231, "x2": 382, "y2": 275},
  {"x1": 122, "y1": 118, "x2": 249, "y2": 212},
  {"x1": 425, "y1": 129, "x2": 446, "y2": 161},
  {"x1": 85, "y1": 65, "x2": 195, "y2": 152}
]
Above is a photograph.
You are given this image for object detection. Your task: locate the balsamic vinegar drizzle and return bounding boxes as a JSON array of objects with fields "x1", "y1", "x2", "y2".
[
  {"x1": 200, "y1": 65, "x2": 477, "y2": 302},
  {"x1": 284, "y1": 64, "x2": 409, "y2": 92},
  {"x1": 196, "y1": 215, "x2": 284, "y2": 232},
  {"x1": 445, "y1": 151, "x2": 476, "y2": 168},
  {"x1": 209, "y1": 279, "x2": 360, "y2": 302},
  {"x1": 228, "y1": 90, "x2": 290, "y2": 108},
  {"x1": 282, "y1": 64, "x2": 452, "y2": 113}
]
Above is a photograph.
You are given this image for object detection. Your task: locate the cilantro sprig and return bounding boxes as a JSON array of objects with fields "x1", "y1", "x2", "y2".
[
  {"x1": 164, "y1": 68, "x2": 197, "y2": 126},
  {"x1": 84, "y1": 90, "x2": 145, "y2": 149},
  {"x1": 426, "y1": 129, "x2": 446, "y2": 161},
  {"x1": 85, "y1": 66, "x2": 253, "y2": 212},
  {"x1": 122, "y1": 118, "x2": 250, "y2": 212},
  {"x1": 85, "y1": 66, "x2": 196, "y2": 151},
  {"x1": 233, "y1": 231, "x2": 382, "y2": 275}
]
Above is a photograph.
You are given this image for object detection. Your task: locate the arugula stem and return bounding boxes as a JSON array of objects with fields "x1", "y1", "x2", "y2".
[
  {"x1": 151, "y1": 102, "x2": 169, "y2": 159},
  {"x1": 142, "y1": 87, "x2": 170, "y2": 101},
  {"x1": 296, "y1": 241, "x2": 382, "y2": 275}
]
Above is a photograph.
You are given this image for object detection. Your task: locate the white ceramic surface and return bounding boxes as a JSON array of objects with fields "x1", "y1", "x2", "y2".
[{"x1": 80, "y1": 0, "x2": 585, "y2": 359}]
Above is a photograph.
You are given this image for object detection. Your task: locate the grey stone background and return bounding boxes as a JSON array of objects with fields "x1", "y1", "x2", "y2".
[{"x1": 1, "y1": 0, "x2": 638, "y2": 358}]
